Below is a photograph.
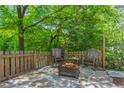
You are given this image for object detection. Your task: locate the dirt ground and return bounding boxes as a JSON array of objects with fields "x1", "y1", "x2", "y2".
[{"x1": 112, "y1": 77, "x2": 124, "y2": 88}]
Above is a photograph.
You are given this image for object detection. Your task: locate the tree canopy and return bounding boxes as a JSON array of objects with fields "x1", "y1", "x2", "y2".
[{"x1": 0, "y1": 5, "x2": 124, "y2": 52}]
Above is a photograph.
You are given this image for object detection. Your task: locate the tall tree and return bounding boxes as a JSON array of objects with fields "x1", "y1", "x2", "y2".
[{"x1": 16, "y1": 5, "x2": 28, "y2": 51}]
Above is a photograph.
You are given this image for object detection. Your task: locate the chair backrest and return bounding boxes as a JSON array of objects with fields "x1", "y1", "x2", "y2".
[
  {"x1": 86, "y1": 49, "x2": 99, "y2": 59},
  {"x1": 52, "y1": 48, "x2": 64, "y2": 59}
]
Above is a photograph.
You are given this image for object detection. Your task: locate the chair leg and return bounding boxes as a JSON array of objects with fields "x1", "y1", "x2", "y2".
[{"x1": 93, "y1": 58, "x2": 97, "y2": 70}]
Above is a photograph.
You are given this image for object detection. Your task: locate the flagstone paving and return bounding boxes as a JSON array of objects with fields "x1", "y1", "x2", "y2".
[{"x1": 0, "y1": 66, "x2": 124, "y2": 88}]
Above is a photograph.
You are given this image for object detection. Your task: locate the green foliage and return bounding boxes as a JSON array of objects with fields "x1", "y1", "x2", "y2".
[{"x1": 0, "y1": 5, "x2": 124, "y2": 70}]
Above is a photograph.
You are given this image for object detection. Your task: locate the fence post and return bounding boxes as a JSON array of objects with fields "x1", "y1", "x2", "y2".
[
  {"x1": 24, "y1": 51, "x2": 28, "y2": 71},
  {"x1": 15, "y1": 51, "x2": 19, "y2": 74},
  {"x1": 47, "y1": 52, "x2": 51, "y2": 65},
  {"x1": 4, "y1": 51, "x2": 10, "y2": 77},
  {"x1": 10, "y1": 51, "x2": 16, "y2": 76},
  {"x1": 30, "y1": 51, "x2": 34, "y2": 69},
  {"x1": 19, "y1": 51, "x2": 24, "y2": 72},
  {"x1": 27, "y1": 51, "x2": 31, "y2": 70},
  {"x1": 0, "y1": 51, "x2": 4, "y2": 81},
  {"x1": 34, "y1": 51, "x2": 38, "y2": 69}
]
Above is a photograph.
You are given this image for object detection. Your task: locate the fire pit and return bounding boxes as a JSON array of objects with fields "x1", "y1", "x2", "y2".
[{"x1": 58, "y1": 59, "x2": 80, "y2": 78}]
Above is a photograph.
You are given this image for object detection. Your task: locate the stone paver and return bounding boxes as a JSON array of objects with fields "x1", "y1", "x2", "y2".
[
  {"x1": 107, "y1": 70, "x2": 124, "y2": 78},
  {"x1": 0, "y1": 66, "x2": 120, "y2": 88}
]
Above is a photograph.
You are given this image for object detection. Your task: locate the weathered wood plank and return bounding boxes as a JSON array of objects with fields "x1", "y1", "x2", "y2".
[
  {"x1": 0, "y1": 51, "x2": 5, "y2": 81},
  {"x1": 30, "y1": 51, "x2": 33, "y2": 69},
  {"x1": 24, "y1": 51, "x2": 28, "y2": 71},
  {"x1": 35, "y1": 52, "x2": 38, "y2": 68},
  {"x1": 26, "y1": 51, "x2": 30, "y2": 70},
  {"x1": 4, "y1": 51, "x2": 10, "y2": 77},
  {"x1": 45, "y1": 55, "x2": 48, "y2": 66},
  {"x1": 15, "y1": 52, "x2": 20, "y2": 74},
  {"x1": 19, "y1": 51, "x2": 24, "y2": 72},
  {"x1": 43, "y1": 55, "x2": 46, "y2": 67},
  {"x1": 28, "y1": 51, "x2": 31, "y2": 70},
  {"x1": 38, "y1": 54, "x2": 41, "y2": 68},
  {"x1": 40, "y1": 52, "x2": 43, "y2": 68},
  {"x1": 33, "y1": 51, "x2": 37, "y2": 69},
  {"x1": 10, "y1": 51, "x2": 16, "y2": 76},
  {"x1": 38, "y1": 53, "x2": 41, "y2": 68}
]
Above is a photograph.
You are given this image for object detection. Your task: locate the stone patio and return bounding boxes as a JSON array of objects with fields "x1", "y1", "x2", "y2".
[{"x1": 0, "y1": 65, "x2": 124, "y2": 88}]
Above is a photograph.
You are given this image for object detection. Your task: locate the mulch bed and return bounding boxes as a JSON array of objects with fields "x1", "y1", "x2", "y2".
[{"x1": 112, "y1": 77, "x2": 124, "y2": 88}]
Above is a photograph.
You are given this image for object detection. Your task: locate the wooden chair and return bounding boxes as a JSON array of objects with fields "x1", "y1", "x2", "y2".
[
  {"x1": 84, "y1": 50, "x2": 99, "y2": 67},
  {"x1": 52, "y1": 48, "x2": 64, "y2": 66}
]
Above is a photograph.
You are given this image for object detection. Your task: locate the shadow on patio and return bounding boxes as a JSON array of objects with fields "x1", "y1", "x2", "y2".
[{"x1": 0, "y1": 65, "x2": 122, "y2": 88}]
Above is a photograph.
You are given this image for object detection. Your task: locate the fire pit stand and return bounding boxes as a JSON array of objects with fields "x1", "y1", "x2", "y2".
[{"x1": 58, "y1": 58, "x2": 80, "y2": 79}]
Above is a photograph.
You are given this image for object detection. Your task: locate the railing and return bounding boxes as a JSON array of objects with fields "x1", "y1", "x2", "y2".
[{"x1": 0, "y1": 51, "x2": 102, "y2": 82}]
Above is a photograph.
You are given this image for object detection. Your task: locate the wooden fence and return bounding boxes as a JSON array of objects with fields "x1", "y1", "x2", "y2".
[
  {"x1": 0, "y1": 51, "x2": 103, "y2": 82},
  {"x1": 65, "y1": 51, "x2": 103, "y2": 67},
  {"x1": 0, "y1": 51, "x2": 52, "y2": 82}
]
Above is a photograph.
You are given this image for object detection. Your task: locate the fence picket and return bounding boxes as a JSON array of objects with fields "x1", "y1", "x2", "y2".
[
  {"x1": 4, "y1": 51, "x2": 10, "y2": 77},
  {"x1": 10, "y1": 51, "x2": 16, "y2": 76},
  {"x1": 24, "y1": 51, "x2": 28, "y2": 71},
  {"x1": 20, "y1": 51, "x2": 24, "y2": 72},
  {"x1": 0, "y1": 51, "x2": 4, "y2": 81},
  {"x1": 30, "y1": 51, "x2": 34, "y2": 69},
  {"x1": 26, "y1": 51, "x2": 30, "y2": 70},
  {"x1": 28, "y1": 51, "x2": 31, "y2": 70},
  {"x1": 15, "y1": 51, "x2": 20, "y2": 74},
  {"x1": 33, "y1": 51, "x2": 37, "y2": 69}
]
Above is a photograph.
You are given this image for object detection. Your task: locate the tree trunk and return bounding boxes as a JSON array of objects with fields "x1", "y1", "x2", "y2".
[
  {"x1": 18, "y1": 27, "x2": 24, "y2": 51},
  {"x1": 102, "y1": 32, "x2": 106, "y2": 68},
  {"x1": 16, "y1": 5, "x2": 28, "y2": 51}
]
